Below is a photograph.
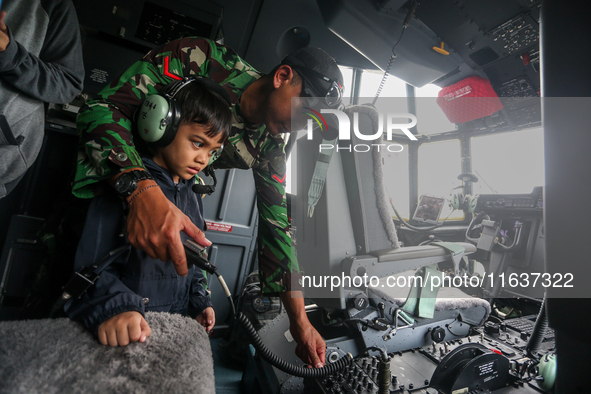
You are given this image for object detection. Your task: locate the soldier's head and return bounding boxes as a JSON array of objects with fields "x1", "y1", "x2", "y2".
[{"x1": 242, "y1": 47, "x2": 344, "y2": 135}]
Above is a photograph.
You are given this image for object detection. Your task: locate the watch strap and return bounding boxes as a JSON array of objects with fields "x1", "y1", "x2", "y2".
[
  {"x1": 116, "y1": 169, "x2": 154, "y2": 198},
  {"x1": 128, "y1": 169, "x2": 154, "y2": 183}
]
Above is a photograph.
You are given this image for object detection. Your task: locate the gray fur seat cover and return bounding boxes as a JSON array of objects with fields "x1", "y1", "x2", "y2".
[
  {"x1": 0, "y1": 312, "x2": 214, "y2": 393},
  {"x1": 368, "y1": 271, "x2": 491, "y2": 326}
]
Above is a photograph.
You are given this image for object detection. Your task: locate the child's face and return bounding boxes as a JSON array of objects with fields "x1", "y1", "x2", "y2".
[{"x1": 153, "y1": 123, "x2": 224, "y2": 183}]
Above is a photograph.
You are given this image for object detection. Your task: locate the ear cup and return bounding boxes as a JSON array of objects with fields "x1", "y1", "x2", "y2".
[
  {"x1": 465, "y1": 195, "x2": 478, "y2": 213},
  {"x1": 207, "y1": 143, "x2": 224, "y2": 167},
  {"x1": 450, "y1": 193, "x2": 463, "y2": 210},
  {"x1": 136, "y1": 76, "x2": 231, "y2": 148},
  {"x1": 158, "y1": 97, "x2": 181, "y2": 147},
  {"x1": 136, "y1": 92, "x2": 182, "y2": 147},
  {"x1": 136, "y1": 95, "x2": 171, "y2": 143}
]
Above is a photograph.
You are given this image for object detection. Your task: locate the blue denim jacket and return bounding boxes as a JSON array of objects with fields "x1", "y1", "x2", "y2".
[{"x1": 65, "y1": 158, "x2": 211, "y2": 335}]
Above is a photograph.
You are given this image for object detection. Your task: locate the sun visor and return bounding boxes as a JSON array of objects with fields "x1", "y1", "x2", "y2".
[{"x1": 436, "y1": 76, "x2": 504, "y2": 124}]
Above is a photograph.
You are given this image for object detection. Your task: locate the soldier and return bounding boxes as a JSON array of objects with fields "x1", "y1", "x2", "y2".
[{"x1": 74, "y1": 37, "x2": 344, "y2": 368}]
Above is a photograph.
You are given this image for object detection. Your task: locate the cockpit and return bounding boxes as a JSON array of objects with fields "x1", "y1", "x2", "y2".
[{"x1": 1, "y1": 0, "x2": 589, "y2": 393}]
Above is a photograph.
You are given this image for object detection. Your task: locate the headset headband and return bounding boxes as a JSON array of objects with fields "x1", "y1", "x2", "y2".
[{"x1": 164, "y1": 76, "x2": 233, "y2": 107}]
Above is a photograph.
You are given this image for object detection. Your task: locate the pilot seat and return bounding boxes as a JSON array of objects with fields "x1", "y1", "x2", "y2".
[{"x1": 290, "y1": 103, "x2": 490, "y2": 356}]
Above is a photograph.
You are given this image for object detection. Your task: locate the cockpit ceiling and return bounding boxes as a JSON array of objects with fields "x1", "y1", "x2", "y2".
[{"x1": 316, "y1": 0, "x2": 541, "y2": 90}]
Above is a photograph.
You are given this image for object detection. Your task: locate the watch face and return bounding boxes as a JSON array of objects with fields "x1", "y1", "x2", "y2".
[{"x1": 115, "y1": 173, "x2": 133, "y2": 195}]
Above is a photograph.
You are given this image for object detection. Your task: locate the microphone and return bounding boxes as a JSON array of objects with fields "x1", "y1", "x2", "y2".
[
  {"x1": 192, "y1": 183, "x2": 215, "y2": 195},
  {"x1": 403, "y1": 1, "x2": 418, "y2": 28},
  {"x1": 192, "y1": 166, "x2": 218, "y2": 195}
]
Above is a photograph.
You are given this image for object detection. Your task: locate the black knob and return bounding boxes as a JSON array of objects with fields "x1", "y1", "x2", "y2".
[
  {"x1": 485, "y1": 321, "x2": 500, "y2": 335},
  {"x1": 349, "y1": 293, "x2": 369, "y2": 310},
  {"x1": 431, "y1": 326, "x2": 446, "y2": 343}
]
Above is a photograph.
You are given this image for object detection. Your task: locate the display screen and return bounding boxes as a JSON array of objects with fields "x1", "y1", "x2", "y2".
[{"x1": 412, "y1": 195, "x2": 445, "y2": 224}]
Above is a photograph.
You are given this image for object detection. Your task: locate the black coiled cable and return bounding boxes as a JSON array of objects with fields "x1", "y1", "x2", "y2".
[
  {"x1": 236, "y1": 311, "x2": 353, "y2": 378},
  {"x1": 372, "y1": 47, "x2": 399, "y2": 106},
  {"x1": 372, "y1": 1, "x2": 417, "y2": 105},
  {"x1": 189, "y1": 243, "x2": 355, "y2": 378},
  {"x1": 526, "y1": 297, "x2": 548, "y2": 361}
]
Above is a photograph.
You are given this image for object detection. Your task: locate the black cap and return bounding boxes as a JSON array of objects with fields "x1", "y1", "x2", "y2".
[
  {"x1": 282, "y1": 47, "x2": 344, "y2": 108},
  {"x1": 283, "y1": 47, "x2": 344, "y2": 88}
]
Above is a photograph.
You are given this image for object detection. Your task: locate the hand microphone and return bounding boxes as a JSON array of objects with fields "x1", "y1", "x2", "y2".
[
  {"x1": 192, "y1": 183, "x2": 215, "y2": 195},
  {"x1": 403, "y1": 1, "x2": 418, "y2": 28}
]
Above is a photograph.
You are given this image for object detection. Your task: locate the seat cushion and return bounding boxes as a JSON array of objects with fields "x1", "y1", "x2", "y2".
[
  {"x1": 0, "y1": 312, "x2": 214, "y2": 393},
  {"x1": 368, "y1": 271, "x2": 491, "y2": 326},
  {"x1": 370, "y1": 242, "x2": 477, "y2": 263}
]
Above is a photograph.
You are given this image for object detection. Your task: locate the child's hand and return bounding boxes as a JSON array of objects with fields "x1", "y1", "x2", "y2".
[
  {"x1": 196, "y1": 307, "x2": 215, "y2": 333},
  {"x1": 98, "y1": 311, "x2": 151, "y2": 346}
]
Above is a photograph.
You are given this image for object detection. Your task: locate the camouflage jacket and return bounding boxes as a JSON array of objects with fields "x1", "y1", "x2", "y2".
[{"x1": 73, "y1": 37, "x2": 299, "y2": 294}]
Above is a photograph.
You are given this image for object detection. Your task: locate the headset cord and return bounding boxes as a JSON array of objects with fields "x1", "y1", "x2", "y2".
[
  {"x1": 207, "y1": 261, "x2": 354, "y2": 378},
  {"x1": 372, "y1": 29, "x2": 405, "y2": 106}
]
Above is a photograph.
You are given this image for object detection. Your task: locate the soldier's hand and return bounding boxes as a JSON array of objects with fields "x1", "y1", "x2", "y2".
[
  {"x1": 0, "y1": 11, "x2": 10, "y2": 52},
  {"x1": 126, "y1": 183, "x2": 211, "y2": 275},
  {"x1": 291, "y1": 321, "x2": 326, "y2": 368},
  {"x1": 281, "y1": 292, "x2": 326, "y2": 368}
]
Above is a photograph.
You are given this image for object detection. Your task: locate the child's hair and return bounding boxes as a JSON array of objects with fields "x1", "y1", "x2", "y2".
[{"x1": 173, "y1": 81, "x2": 233, "y2": 142}]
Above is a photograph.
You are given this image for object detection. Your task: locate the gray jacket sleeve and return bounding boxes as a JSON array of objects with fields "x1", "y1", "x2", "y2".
[{"x1": 0, "y1": 0, "x2": 84, "y2": 104}]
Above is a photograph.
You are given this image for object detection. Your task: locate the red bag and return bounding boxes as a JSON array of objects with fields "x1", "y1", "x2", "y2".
[{"x1": 436, "y1": 76, "x2": 503, "y2": 123}]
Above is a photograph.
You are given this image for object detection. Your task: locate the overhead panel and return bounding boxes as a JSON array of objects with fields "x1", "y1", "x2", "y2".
[
  {"x1": 244, "y1": 0, "x2": 376, "y2": 74},
  {"x1": 316, "y1": 0, "x2": 469, "y2": 87}
]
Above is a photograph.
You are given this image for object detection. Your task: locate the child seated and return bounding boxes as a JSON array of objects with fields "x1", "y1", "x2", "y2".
[{"x1": 65, "y1": 78, "x2": 232, "y2": 346}]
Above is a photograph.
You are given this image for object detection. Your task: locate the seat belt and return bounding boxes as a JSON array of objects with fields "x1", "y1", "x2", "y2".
[
  {"x1": 399, "y1": 265, "x2": 444, "y2": 319},
  {"x1": 397, "y1": 243, "x2": 467, "y2": 320},
  {"x1": 49, "y1": 245, "x2": 131, "y2": 317},
  {"x1": 307, "y1": 138, "x2": 336, "y2": 217},
  {"x1": 431, "y1": 241, "x2": 466, "y2": 274}
]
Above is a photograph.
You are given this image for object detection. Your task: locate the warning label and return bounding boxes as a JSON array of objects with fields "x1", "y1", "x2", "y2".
[
  {"x1": 475, "y1": 360, "x2": 497, "y2": 379},
  {"x1": 206, "y1": 221, "x2": 233, "y2": 233}
]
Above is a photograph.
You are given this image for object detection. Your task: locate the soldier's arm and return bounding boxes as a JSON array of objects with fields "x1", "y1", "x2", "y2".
[{"x1": 252, "y1": 157, "x2": 326, "y2": 368}]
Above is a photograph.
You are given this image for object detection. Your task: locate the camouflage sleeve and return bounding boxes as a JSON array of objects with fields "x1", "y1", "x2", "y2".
[
  {"x1": 72, "y1": 37, "x2": 244, "y2": 198},
  {"x1": 252, "y1": 143, "x2": 302, "y2": 295}
]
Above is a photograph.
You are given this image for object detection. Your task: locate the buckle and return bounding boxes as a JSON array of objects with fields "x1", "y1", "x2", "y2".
[{"x1": 61, "y1": 266, "x2": 100, "y2": 300}]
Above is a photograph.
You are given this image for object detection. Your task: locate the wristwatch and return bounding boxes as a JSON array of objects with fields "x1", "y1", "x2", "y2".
[{"x1": 114, "y1": 170, "x2": 154, "y2": 198}]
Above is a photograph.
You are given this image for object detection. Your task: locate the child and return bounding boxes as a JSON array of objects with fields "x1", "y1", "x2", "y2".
[{"x1": 65, "y1": 78, "x2": 232, "y2": 346}]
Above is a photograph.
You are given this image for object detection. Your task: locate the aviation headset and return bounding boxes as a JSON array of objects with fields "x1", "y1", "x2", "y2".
[
  {"x1": 449, "y1": 172, "x2": 479, "y2": 213},
  {"x1": 450, "y1": 192, "x2": 478, "y2": 213},
  {"x1": 136, "y1": 76, "x2": 232, "y2": 167}
]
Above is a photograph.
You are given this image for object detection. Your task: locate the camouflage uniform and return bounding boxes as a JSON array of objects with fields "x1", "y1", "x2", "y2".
[{"x1": 74, "y1": 37, "x2": 299, "y2": 294}]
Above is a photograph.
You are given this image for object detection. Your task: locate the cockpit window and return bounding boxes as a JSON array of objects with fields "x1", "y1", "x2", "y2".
[
  {"x1": 338, "y1": 66, "x2": 354, "y2": 106},
  {"x1": 415, "y1": 84, "x2": 457, "y2": 135},
  {"x1": 359, "y1": 69, "x2": 408, "y2": 100},
  {"x1": 418, "y1": 139, "x2": 463, "y2": 221},
  {"x1": 382, "y1": 144, "x2": 410, "y2": 219},
  {"x1": 471, "y1": 127, "x2": 544, "y2": 194}
]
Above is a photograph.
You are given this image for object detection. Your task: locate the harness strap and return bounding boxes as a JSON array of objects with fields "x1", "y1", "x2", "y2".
[
  {"x1": 431, "y1": 241, "x2": 466, "y2": 274},
  {"x1": 400, "y1": 265, "x2": 444, "y2": 319}
]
